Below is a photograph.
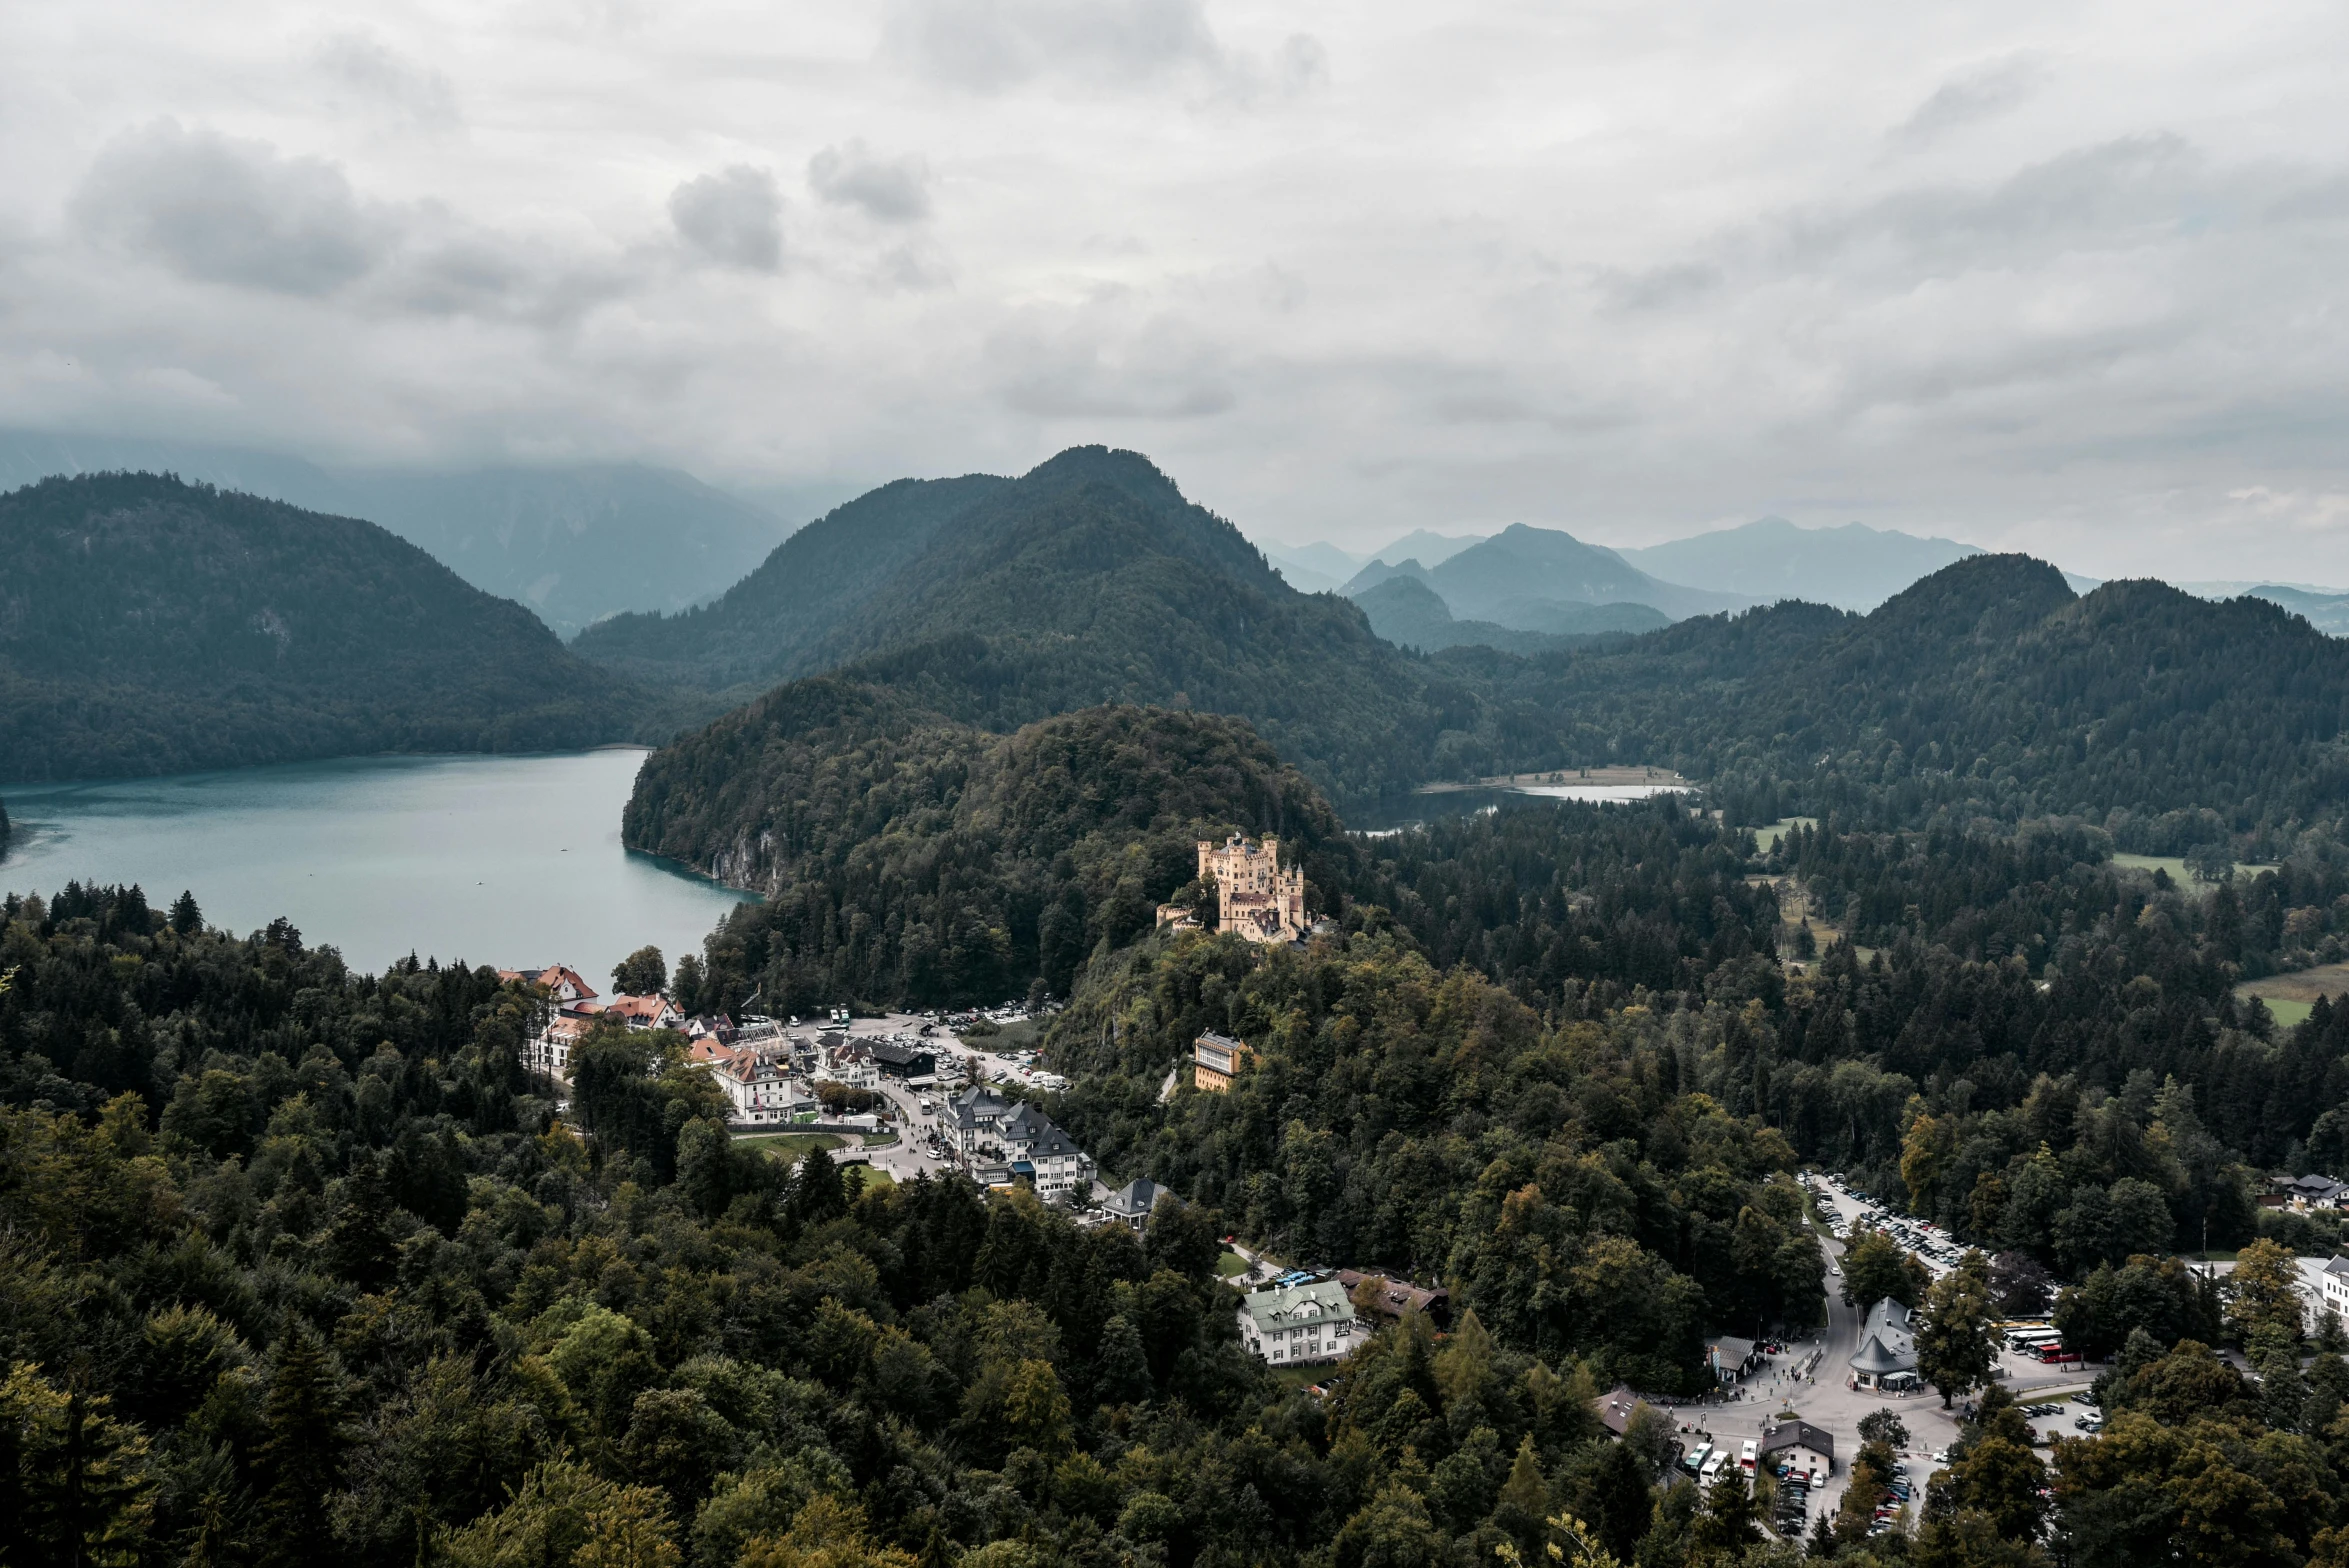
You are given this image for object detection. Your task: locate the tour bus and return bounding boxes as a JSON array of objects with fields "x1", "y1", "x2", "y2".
[
  {"x1": 1700, "y1": 1451, "x2": 1729, "y2": 1485},
  {"x1": 2008, "y1": 1328, "x2": 2062, "y2": 1352},
  {"x1": 1739, "y1": 1439, "x2": 1759, "y2": 1474},
  {"x1": 1684, "y1": 1442, "x2": 1714, "y2": 1476}
]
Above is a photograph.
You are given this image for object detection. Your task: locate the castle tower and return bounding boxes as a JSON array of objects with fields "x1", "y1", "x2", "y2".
[{"x1": 1197, "y1": 833, "x2": 1307, "y2": 943}]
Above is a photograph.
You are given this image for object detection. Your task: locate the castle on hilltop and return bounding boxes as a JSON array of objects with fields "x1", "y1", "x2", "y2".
[{"x1": 1200, "y1": 833, "x2": 1307, "y2": 943}]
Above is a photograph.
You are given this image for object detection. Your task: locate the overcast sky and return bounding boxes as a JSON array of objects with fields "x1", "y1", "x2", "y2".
[{"x1": 7, "y1": 1, "x2": 2349, "y2": 581}]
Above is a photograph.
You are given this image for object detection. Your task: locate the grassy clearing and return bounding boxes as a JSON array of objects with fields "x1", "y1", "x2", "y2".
[
  {"x1": 1270, "y1": 1364, "x2": 1334, "y2": 1390},
  {"x1": 2112, "y1": 854, "x2": 2280, "y2": 885},
  {"x1": 1752, "y1": 816, "x2": 1818, "y2": 855},
  {"x1": 1216, "y1": 1249, "x2": 1250, "y2": 1278},
  {"x1": 981, "y1": 1017, "x2": 1044, "y2": 1053},
  {"x1": 2232, "y1": 961, "x2": 2349, "y2": 1029},
  {"x1": 733, "y1": 1132, "x2": 844, "y2": 1163},
  {"x1": 847, "y1": 1166, "x2": 896, "y2": 1191}
]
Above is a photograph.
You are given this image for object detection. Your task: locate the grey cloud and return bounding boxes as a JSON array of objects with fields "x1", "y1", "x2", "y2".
[
  {"x1": 808, "y1": 140, "x2": 933, "y2": 223},
  {"x1": 1773, "y1": 134, "x2": 2208, "y2": 273},
  {"x1": 669, "y1": 166, "x2": 784, "y2": 270},
  {"x1": 1595, "y1": 261, "x2": 1720, "y2": 313},
  {"x1": 881, "y1": 0, "x2": 1313, "y2": 97},
  {"x1": 314, "y1": 32, "x2": 460, "y2": 127},
  {"x1": 73, "y1": 120, "x2": 398, "y2": 295},
  {"x1": 993, "y1": 311, "x2": 1234, "y2": 418},
  {"x1": 1894, "y1": 55, "x2": 2049, "y2": 145}
]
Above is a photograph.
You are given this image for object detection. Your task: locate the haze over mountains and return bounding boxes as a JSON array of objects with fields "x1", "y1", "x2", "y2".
[{"x1": 0, "y1": 429, "x2": 797, "y2": 637}]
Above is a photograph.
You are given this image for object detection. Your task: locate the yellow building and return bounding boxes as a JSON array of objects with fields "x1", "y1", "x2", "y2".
[
  {"x1": 1194, "y1": 1030, "x2": 1255, "y2": 1092},
  {"x1": 1199, "y1": 833, "x2": 1307, "y2": 943}
]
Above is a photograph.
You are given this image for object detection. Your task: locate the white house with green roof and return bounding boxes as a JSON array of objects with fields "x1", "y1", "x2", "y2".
[{"x1": 1235, "y1": 1279, "x2": 1360, "y2": 1367}]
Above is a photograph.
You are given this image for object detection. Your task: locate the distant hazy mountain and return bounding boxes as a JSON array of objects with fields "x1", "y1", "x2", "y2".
[
  {"x1": 1340, "y1": 558, "x2": 1437, "y2": 596},
  {"x1": 1613, "y1": 516, "x2": 1983, "y2": 612},
  {"x1": 0, "y1": 430, "x2": 790, "y2": 636},
  {"x1": 1353, "y1": 577, "x2": 1662, "y2": 653},
  {"x1": 2242, "y1": 586, "x2": 2349, "y2": 636},
  {"x1": 1371, "y1": 529, "x2": 1488, "y2": 568},
  {"x1": 0, "y1": 473, "x2": 649, "y2": 781},
  {"x1": 1259, "y1": 540, "x2": 1361, "y2": 593},
  {"x1": 1408, "y1": 524, "x2": 1749, "y2": 624}
]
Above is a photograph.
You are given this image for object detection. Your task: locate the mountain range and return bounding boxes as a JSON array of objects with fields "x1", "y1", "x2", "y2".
[
  {"x1": 11, "y1": 442, "x2": 2349, "y2": 843},
  {"x1": 1350, "y1": 576, "x2": 1666, "y2": 653},
  {"x1": 602, "y1": 446, "x2": 2349, "y2": 858},
  {"x1": 1611, "y1": 516, "x2": 1983, "y2": 612},
  {"x1": 575, "y1": 447, "x2": 1461, "y2": 803},
  {"x1": 1344, "y1": 523, "x2": 1752, "y2": 624},
  {"x1": 0, "y1": 429, "x2": 797, "y2": 637},
  {"x1": 0, "y1": 472, "x2": 651, "y2": 781}
]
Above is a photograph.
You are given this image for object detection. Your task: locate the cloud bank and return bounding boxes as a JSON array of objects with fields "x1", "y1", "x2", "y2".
[{"x1": 8, "y1": 1, "x2": 2349, "y2": 585}]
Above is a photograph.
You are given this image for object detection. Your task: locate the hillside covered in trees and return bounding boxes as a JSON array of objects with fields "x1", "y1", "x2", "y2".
[
  {"x1": 1472, "y1": 555, "x2": 2349, "y2": 847},
  {"x1": 16, "y1": 795, "x2": 2349, "y2": 1563},
  {"x1": 599, "y1": 447, "x2": 2349, "y2": 838},
  {"x1": 640, "y1": 703, "x2": 1348, "y2": 1015},
  {"x1": 580, "y1": 448, "x2": 1471, "y2": 804},
  {"x1": 0, "y1": 473, "x2": 656, "y2": 780}
]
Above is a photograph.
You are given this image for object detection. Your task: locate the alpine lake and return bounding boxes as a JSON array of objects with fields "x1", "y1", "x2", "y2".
[{"x1": 0, "y1": 750, "x2": 760, "y2": 986}]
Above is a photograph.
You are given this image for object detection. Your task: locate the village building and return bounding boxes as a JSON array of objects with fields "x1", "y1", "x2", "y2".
[
  {"x1": 1593, "y1": 1384, "x2": 1652, "y2": 1439},
  {"x1": 2273, "y1": 1174, "x2": 2349, "y2": 1211},
  {"x1": 1017, "y1": 1122, "x2": 1091, "y2": 1199},
  {"x1": 2322, "y1": 1256, "x2": 2349, "y2": 1323},
  {"x1": 1194, "y1": 1031, "x2": 1255, "y2": 1092},
  {"x1": 525, "y1": 1013, "x2": 592, "y2": 1081},
  {"x1": 942, "y1": 1083, "x2": 1095, "y2": 1201},
  {"x1": 1199, "y1": 834, "x2": 1308, "y2": 944},
  {"x1": 692, "y1": 1038, "x2": 812, "y2": 1126},
  {"x1": 1759, "y1": 1419, "x2": 1835, "y2": 1482},
  {"x1": 1334, "y1": 1270, "x2": 1452, "y2": 1328},
  {"x1": 500, "y1": 964, "x2": 612, "y2": 1083},
  {"x1": 1706, "y1": 1333, "x2": 1761, "y2": 1383},
  {"x1": 868, "y1": 1039, "x2": 937, "y2": 1081},
  {"x1": 1850, "y1": 1299, "x2": 1920, "y2": 1390},
  {"x1": 1235, "y1": 1279, "x2": 1360, "y2": 1366},
  {"x1": 605, "y1": 993, "x2": 684, "y2": 1031},
  {"x1": 1101, "y1": 1178, "x2": 1167, "y2": 1229}
]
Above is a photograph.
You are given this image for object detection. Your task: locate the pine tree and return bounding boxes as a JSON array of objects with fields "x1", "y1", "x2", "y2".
[
  {"x1": 169, "y1": 890, "x2": 202, "y2": 934},
  {"x1": 253, "y1": 1325, "x2": 346, "y2": 1568},
  {"x1": 323, "y1": 1153, "x2": 398, "y2": 1291},
  {"x1": 795, "y1": 1145, "x2": 847, "y2": 1224},
  {"x1": 1095, "y1": 1314, "x2": 1153, "y2": 1406}
]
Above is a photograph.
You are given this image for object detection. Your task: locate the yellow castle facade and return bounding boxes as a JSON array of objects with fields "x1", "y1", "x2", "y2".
[{"x1": 1199, "y1": 833, "x2": 1307, "y2": 943}]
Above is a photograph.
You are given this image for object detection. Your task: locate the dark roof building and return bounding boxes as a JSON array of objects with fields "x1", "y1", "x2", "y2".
[
  {"x1": 1334, "y1": 1270, "x2": 1452, "y2": 1327},
  {"x1": 1102, "y1": 1178, "x2": 1166, "y2": 1226},
  {"x1": 1593, "y1": 1384, "x2": 1652, "y2": 1438},
  {"x1": 1851, "y1": 1299, "x2": 1918, "y2": 1388}
]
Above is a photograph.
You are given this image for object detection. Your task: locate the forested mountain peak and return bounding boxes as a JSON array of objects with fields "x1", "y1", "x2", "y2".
[
  {"x1": 0, "y1": 471, "x2": 648, "y2": 780},
  {"x1": 590, "y1": 447, "x2": 1455, "y2": 804},
  {"x1": 1863, "y1": 551, "x2": 2076, "y2": 645},
  {"x1": 568, "y1": 471, "x2": 1009, "y2": 689}
]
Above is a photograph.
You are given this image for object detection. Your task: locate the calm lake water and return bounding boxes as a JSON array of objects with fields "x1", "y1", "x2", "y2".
[
  {"x1": 1347, "y1": 782, "x2": 1692, "y2": 833},
  {"x1": 0, "y1": 751, "x2": 759, "y2": 986}
]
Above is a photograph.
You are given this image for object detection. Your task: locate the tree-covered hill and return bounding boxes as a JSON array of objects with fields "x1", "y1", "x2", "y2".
[
  {"x1": 636, "y1": 703, "x2": 1348, "y2": 1013},
  {"x1": 570, "y1": 472, "x2": 1010, "y2": 688},
  {"x1": 0, "y1": 472, "x2": 656, "y2": 780},
  {"x1": 587, "y1": 447, "x2": 1468, "y2": 805},
  {"x1": 1476, "y1": 553, "x2": 2349, "y2": 845}
]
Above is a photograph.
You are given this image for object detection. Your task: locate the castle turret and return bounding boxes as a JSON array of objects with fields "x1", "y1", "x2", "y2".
[{"x1": 1198, "y1": 833, "x2": 1307, "y2": 943}]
